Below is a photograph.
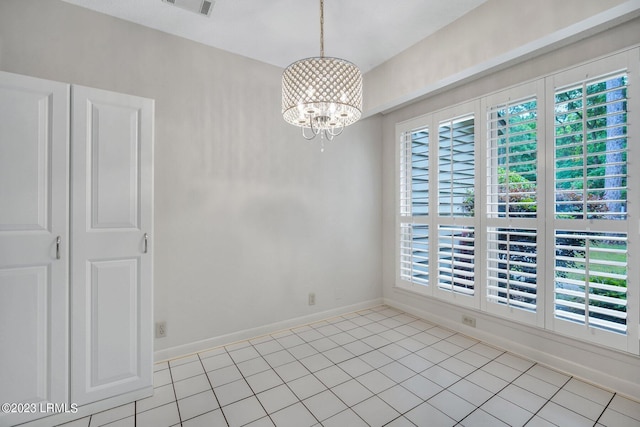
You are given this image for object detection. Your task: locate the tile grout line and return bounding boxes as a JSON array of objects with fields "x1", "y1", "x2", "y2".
[
  {"x1": 196, "y1": 352, "x2": 230, "y2": 427},
  {"x1": 206, "y1": 324, "x2": 312, "y2": 425},
  {"x1": 200, "y1": 327, "x2": 545, "y2": 427},
  {"x1": 400, "y1": 323, "x2": 603, "y2": 426},
  {"x1": 301, "y1": 310, "x2": 408, "y2": 422},
  {"x1": 528, "y1": 373, "x2": 620, "y2": 425},
  {"x1": 166, "y1": 362, "x2": 183, "y2": 427},
  {"x1": 239, "y1": 339, "x2": 301, "y2": 426},
  {"x1": 519, "y1": 363, "x2": 564, "y2": 426},
  {"x1": 594, "y1": 392, "x2": 617, "y2": 426},
  {"x1": 345, "y1": 310, "x2": 574, "y2": 425},
  {"x1": 458, "y1": 361, "x2": 558, "y2": 426},
  {"x1": 524, "y1": 372, "x2": 573, "y2": 426},
  {"x1": 266, "y1": 325, "x2": 331, "y2": 425},
  {"x1": 297, "y1": 309, "x2": 465, "y2": 424},
  {"x1": 148, "y1": 305, "x2": 635, "y2": 427},
  {"x1": 220, "y1": 316, "x2": 373, "y2": 425},
  {"x1": 274, "y1": 309, "x2": 392, "y2": 425},
  {"x1": 301, "y1": 310, "x2": 391, "y2": 426},
  {"x1": 418, "y1": 340, "x2": 509, "y2": 425},
  {"x1": 346, "y1": 319, "x2": 456, "y2": 420},
  {"x1": 274, "y1": 312, "x2": 372, "y2": 425},
  {"x1": 67, "y1": 307, "x2": 506, "y2": 426},
  {"x1": 58, "y1": 305, "x2": 640, "y2": 427},
  {"x1": 304, "y1": 309, "x2": 477, "y2": 423}
]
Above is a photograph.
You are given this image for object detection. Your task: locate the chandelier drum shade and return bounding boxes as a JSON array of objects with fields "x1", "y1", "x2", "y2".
[{"x1": 281, "y1": 0, "x2": 363, "y2": 141}]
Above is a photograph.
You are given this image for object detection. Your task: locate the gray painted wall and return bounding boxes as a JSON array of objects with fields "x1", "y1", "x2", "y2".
[
  {"x1": 0, "y1": 0, "x2": 383, "y2": 354},
  {"x1": 364, "y1": 0, "x2": 629, "y2": 114}
]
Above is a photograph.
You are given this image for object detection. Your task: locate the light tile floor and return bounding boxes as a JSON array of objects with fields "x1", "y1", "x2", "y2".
[{"x1": 58, "y1": 306, "x2": 640, "y2": 427}]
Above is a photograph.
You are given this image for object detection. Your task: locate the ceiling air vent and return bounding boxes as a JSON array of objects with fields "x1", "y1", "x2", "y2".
[{"x1": 161, "y1": 0, "x2": 215, "y2": 17}]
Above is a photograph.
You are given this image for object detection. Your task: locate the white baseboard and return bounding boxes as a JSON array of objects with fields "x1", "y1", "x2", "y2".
[
  {"x1": 154, "y1": 298, "x2": 384, "y2": 362},
  {"x1": 384, "y1": 295, "x2": 640, "y2": 401}
]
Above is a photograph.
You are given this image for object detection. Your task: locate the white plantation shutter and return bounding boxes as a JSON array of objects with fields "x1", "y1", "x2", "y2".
[
  {"x1": 438, "y1": 116, "x2": 475, "y2": 217},
  {"x1": 408, "y1": 128, "x2": 429, "y2": 217},
  {"x1": 486, "y1": 97, "x2": 538, "y2": 219},
  {"x1": 437, "y1": 225, "x2": 475, "y2": 295},
  {"x1": 397, "y1": 124, "x2": 430, "y2": 290},
  {"x1": 395, "y1": 50, "x2": 638, "y2": 353},
  {"x1": 399, "y1": 131, "x2": 412, "y2": 218},
  {"x1": 432, "y1": 104, "x2": 480, "y2": 307},
  {"x1": 554, "y1": 231, "x2": 628, "y2": 334},
  {"x1": 486, "y1": 228, "x2": 538, "y2": 311},
  {"x1": 399, "y1": 224, "x2": 429, "y2": 286},
  {"x1": 397, "y1": 103, "x2": 479, "y2": 303},
  {"x1": 554, "y1": 73, "x2": 628, "y2": 220},
  {"x1": 484, "y1": 88, "x2": 543, "y2": 325},
  {"x1": 549, "y1": 52, "x2": 637, "y2": 353}
]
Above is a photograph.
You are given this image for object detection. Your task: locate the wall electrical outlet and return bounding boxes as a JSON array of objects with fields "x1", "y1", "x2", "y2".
[
  {"x1": 156, "y1": 321, "x2": 167, "y2": 338},
  {"x1": 462, "y1": 315, "x2": 476, "y2": 328},
  {"x1": 308, "y1": 292, "x2": 316, "y2": 306}
]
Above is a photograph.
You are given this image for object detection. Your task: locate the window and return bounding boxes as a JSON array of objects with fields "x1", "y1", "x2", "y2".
[
  {"x1": 399, "y1": 223, "x2": 428, "y2": 286},
  {"x1": 437, "y1": 225, "x2": 475, "y2": 296},
  {"x1": 550, "y1": 66, "x2": 632, "y2": 349},
  {"x1": 437, "y1": 116, "x2": 475, "y2": 217},
  {"x1": 396, "y1": 50, "x2": 639, "y2": 353},
  {"x1": 398, "y1": 125, "x2": 430, "y2": 288},
  {"x1": 397, "y1": 102, "x2": 480, "y2": 308},
  {"x1": 483, "y1": 82, "x2": 544, "y2": 326},
  {"x1": 486, "y1": 228, "x2": 538, "y2": 312},
  {"x1": 435, "y1": 111, "x2": 478, "y2": 306},
  {"x1": 553, "y1": 73, "x2": 628, "y2": 221},
  {"x1": 554, "y1": 231, "x2": 627, "y2": 334},
  {"x1": 486, "y1": 97, "x2": 538, "y2": 220}
]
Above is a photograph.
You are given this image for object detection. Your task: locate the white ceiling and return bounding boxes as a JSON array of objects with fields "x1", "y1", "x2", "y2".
[{"x1": 61, "y1": 0, "x2": 486, "y2": 73}]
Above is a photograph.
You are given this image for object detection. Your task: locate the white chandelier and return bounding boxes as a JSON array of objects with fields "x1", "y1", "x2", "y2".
[{"x1": 281, "y1": 0, "x2": 363, "y2": 142}]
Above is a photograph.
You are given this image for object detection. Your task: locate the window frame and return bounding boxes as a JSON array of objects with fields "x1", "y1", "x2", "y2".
[
  {"x1": 396, "y1": 114, "x2": 433, "y2": 295},
  {"x1": 395, "y1": 49, "x2": 640, "y2": 354},
  {"x1": 480, "y1": 80, "x2": 546, "y2": 327},
  {"x1": 543, "y1": 51, "x2": 639, "y2": 353},
  {"x1": 431, "y1": 101, "x2": 481, "y2": 308}
]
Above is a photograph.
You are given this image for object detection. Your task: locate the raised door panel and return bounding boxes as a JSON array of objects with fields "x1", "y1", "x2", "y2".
[
  {"x1": 0, "y1": 86, "x2": 49, "y2": 231},
  {"x1": 90, "y1": 259, "x2": 139, "y2": 386},
  {"x1": 0, "y1": 267, "x2": 48, "y2": 403},
  {"x1": 71, "y1": 85, "x2": 153, "y2": 405},
  {"x1": 0, "y1": 71, "x2": 69, "y2": 426},
  {"x1": 90, "y1": 103, "x2": 140, "y2": 229}
]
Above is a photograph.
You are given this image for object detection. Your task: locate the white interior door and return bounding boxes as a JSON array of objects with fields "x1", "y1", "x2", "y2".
[
  {"x1": 71, "y1": 85, "x2": 153, "y2": 405},
  {"x1": 0, "y1": 71, "x2": 69, "y2": 424}
]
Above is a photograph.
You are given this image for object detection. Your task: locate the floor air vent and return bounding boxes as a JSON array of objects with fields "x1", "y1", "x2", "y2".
[{"x1": 161, "y1": 0, "x2": 215, "y2": 17}]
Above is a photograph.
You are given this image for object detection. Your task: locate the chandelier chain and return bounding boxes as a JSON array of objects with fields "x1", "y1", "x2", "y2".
[{"x1": 320, "y1": 0, "x2": 324, "y2": 57}]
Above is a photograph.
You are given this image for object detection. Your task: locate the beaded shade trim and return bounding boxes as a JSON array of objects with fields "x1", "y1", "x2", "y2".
[{"x1": 282, "y1": 56, "x2": 363, "y2": 129}]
